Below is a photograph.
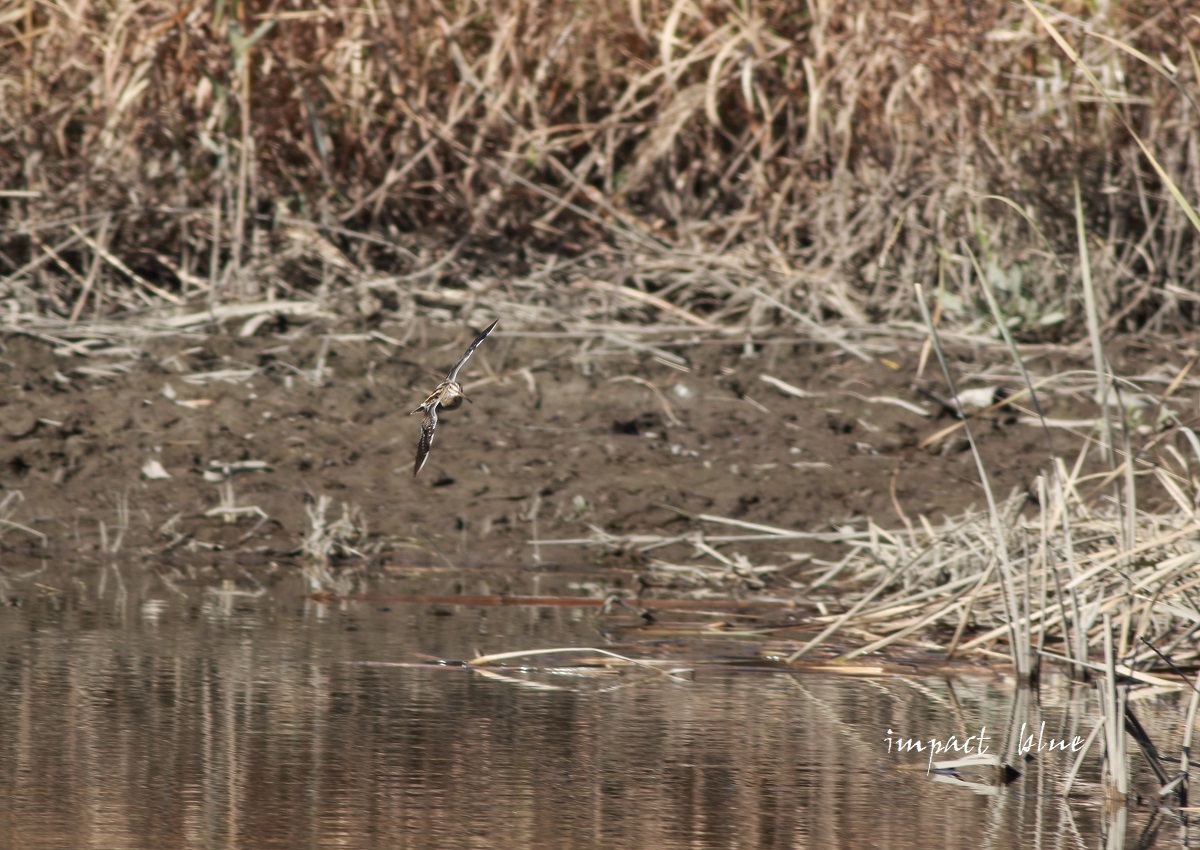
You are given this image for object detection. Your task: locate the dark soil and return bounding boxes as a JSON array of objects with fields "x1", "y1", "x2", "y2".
[{"x1": 0, "y1": 319, "x2": 1183, "y2": 576}]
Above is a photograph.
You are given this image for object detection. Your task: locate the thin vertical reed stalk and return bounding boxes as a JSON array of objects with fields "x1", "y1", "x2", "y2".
[
  {"x1": 1074, "y1": 178, "x2": 1114, "y2": 465},
  {"x1": 1100, "y1": 613, "x2": 1129, "y2": 798},
  {"x1": 916, "y1": 282, "x2": 1028, "y2": 680}
]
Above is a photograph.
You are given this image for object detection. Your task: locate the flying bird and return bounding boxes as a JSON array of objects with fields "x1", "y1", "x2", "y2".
[{"x1": 410, "y1": 319, "x2": 498, "y2": 476}]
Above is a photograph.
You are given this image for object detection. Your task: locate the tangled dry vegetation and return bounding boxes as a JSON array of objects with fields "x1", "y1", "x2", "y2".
[{"x1": 1, "y1": 0, "x2": 1197, "y2": 333}]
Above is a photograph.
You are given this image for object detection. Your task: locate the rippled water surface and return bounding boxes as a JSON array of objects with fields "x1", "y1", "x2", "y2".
[{"x1": 0, "y1": 566, "x2": 1190, "y2": 848}]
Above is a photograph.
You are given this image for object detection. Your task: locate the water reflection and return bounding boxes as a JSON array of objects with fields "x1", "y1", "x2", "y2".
[{"x1": 0, "y1": 567, "x2": 1190, "y2": 848}]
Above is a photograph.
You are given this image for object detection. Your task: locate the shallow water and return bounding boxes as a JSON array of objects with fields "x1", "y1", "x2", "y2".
[{"x1": 0, "y1": 565, "x2": 1191, "y2": 848}]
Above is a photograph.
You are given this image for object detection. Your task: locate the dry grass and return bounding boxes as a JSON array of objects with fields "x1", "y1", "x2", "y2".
[{"x1": 1, "y1": 1, "x2": 1197, "y2": 332}]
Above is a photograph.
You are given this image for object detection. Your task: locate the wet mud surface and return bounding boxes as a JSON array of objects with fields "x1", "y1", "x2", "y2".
[{"x1": 0, "y1": 320, "x2": 1185, "y2": 574}]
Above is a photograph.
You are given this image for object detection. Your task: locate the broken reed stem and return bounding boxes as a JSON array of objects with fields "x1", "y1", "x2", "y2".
[{"x1": 1062, "y1": 719, "x2": 1106, "y2": 798}]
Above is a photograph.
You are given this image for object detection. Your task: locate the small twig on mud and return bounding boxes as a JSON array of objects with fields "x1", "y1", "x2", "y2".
[
  {"x1": 760, "y1": 374, "x2": 821, "y2": 399},
  {"x1": 0, "y1": 492, "x2": 46, "y2": 544},
  {"x1": 609, "y1": 376, "x2": 682, "y2": 426},
  {"x1": 204, "y1": 460, "x2": 270, "y2": 524}
]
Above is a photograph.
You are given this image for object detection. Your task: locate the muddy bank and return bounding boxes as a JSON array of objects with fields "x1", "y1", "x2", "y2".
[{"x1": 0, "y1": 319, "x2": 1179, "y2": 576}]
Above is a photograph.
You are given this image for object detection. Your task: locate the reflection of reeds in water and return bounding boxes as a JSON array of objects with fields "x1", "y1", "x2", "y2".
[{"x1": 1, "y1": 585, "x2": 1186, "y2": 849}]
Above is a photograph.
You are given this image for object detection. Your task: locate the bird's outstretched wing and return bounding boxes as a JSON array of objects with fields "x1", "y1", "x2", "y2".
[
  {"x1": 413, "y1": 404, "x2": 438, "y2": 476},
  {"x1": 411, "y1": 319, "x2": 497, "y2": 476},
  {"x1": 445, "y1": 319, "x2": 498, "y2": 383}
]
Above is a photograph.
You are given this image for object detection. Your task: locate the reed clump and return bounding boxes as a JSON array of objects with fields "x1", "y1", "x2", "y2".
[{"x1": 1, "y1": 1, "x2": 1196, "y2": 330}]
